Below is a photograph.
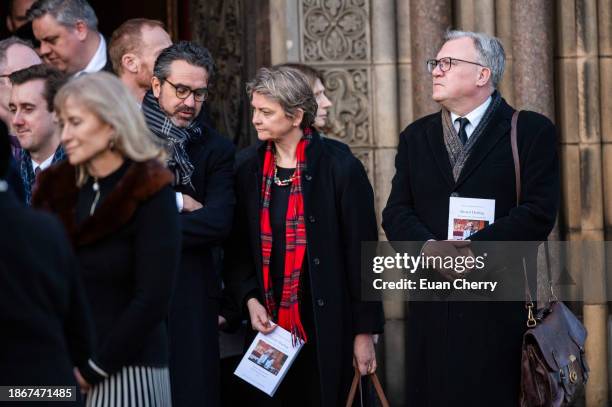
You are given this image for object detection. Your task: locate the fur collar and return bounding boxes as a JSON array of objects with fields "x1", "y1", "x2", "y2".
[{"x1": 32, "y1": 159, "x2": 173, "y2": 247}]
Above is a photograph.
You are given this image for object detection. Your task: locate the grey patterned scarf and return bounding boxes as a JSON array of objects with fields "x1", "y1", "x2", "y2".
[
  {"x1": 441, "y1": 91, "x2": 502, "y2": 181},
  {"x1": 142, "y1": 90, "x2": 202, "y2": 188}
]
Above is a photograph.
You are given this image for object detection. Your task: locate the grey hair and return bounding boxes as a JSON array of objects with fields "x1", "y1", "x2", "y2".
[
  {"x1": 153, "y1": 41, "x2": 214, "y2": 82},
  {"x1": 0, "y1": 37, "x2": 34, "y2": 70},
  {"x1": 246, "y1": 66, "x2": 317, "y2": 129},
  {"x1": 27, "y1": 0, "x2": 98, "y2": 31},
  {"x1": 444, "y1": 30, "x2": 505, "y2": 88}
]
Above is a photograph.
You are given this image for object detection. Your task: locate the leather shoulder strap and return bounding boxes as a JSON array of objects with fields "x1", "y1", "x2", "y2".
[
  {"x1": 511, "y1": 110, "x2": 520, "y2": 206},
  {"x1": 511, "y1": 111, "x2": 534, "y2": 311}
]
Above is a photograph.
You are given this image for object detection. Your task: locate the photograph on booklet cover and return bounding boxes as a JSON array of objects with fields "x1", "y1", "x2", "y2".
[{"x1": 234, "y1": 324, "x2": 303, "y2": 396}]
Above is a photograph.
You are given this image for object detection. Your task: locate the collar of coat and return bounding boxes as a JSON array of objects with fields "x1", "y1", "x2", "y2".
[{"x1": 32, "y1": 159, "x2": 173, "y2": 247}]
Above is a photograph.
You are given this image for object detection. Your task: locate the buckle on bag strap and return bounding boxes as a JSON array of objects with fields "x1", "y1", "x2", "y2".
[{"x1": 526, "y1": 302, "x2": 537, "y2": 328}]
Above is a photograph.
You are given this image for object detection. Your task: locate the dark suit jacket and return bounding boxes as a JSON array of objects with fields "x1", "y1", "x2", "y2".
[
  {"x1": 168, "y1": 123, "x2": 235, "y2": 407},
  {"x1": 225, "y1": 133, "x2": 385, "y2": 406},
  {"x1": 0, "y1": 189, "x2": 94, "y2": 399},
  {"x1": 382, "y1": 98, "x2": 559, "y2": 406},
  {"x1": 0, "y1": 126, "x2": 24, "y2": 203}
]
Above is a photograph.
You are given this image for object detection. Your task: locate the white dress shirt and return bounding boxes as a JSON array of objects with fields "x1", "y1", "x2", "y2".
[
  {"x1": 75, "y1": 34, "x2": 107, "y2": 77},
  {"x1": 450, "y1": 95, "x2": 492, "y2": 140},
  {"x1": 31, "y1": 153, "x2": 55, "y2": 173}
]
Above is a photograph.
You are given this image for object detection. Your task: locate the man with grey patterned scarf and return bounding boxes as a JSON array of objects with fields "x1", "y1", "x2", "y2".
[
  {"x1": 383, "y1": 30, "x2": 559, "y2": 406},
  {"x1": 143, "y1": 41, "x2": 235, "y2": 407}
]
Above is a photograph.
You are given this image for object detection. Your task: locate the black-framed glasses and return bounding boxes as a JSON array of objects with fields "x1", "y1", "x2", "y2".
[
  {"x1": 426, "y1": 57, "x2": 486, "y2": 73},
  {"x1": 164, "y1": 79, "x2": 209, "y2": 102}
]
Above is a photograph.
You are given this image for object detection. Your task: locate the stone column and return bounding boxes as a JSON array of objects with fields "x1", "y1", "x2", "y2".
[
  {"x1": 495, "y1": 0, "x2": 515, "y2": 105},
  {"x1": 396, "y1": 0, "x2": 413, "y2": 128},
  {"x1": 512, "y1": 0, "x2": 561, "y2": 302},
  {"x1": 511, "y1": 0, "x2": 555, "y2": 119},
  {"x1": 371, "y1": 0, "x2": 399, "y2": 225},
  {"x1": 410, "y1": 0, "x2": 451, "y2": 119},
  {"x1": 453, "y1": 0, "x2": 495, "y2": 34},
  {"x1": 579, "y1": 1, "x2": 608, "y2": 403},
  {"x1": 598, "y1": 0, "x2": 612, "y2": 402},
  {"x1": 555, "y1": 0, "x2": 609, "y2": 405},
  {"x1": 387, "y1": 2, "x2": 412, "y2": 404},
  {"x1": 372, "y1": 2, "x2": 401, "y2": 404},
  {"x1": 269, "y1": 0, "x2": 288, "y2": 64}
]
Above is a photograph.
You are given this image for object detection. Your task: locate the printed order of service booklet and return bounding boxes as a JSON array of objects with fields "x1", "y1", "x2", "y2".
[
  {"x1": 234, "y1": 324, "x2": 304, "y2": 396},
  {"x1": 447, "y1": 196, "x2": 495, "y2": 240}
]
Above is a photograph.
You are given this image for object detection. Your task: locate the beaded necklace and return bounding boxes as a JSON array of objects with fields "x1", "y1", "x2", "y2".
[
  {"x1": 273, "y1": 165, "x2": 296, "y2": 186},
  {"x1": 273, "y1": 150, "x2": 296, "y2": 186}
]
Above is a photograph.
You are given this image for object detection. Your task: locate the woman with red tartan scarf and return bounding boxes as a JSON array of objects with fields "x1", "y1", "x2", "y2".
[{"x1": 224, "y1": 66, "x2": 384, "y2": 406}]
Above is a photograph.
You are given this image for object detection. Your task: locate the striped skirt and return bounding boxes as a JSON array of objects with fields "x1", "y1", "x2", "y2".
[{"x1": 86, "y1": 366, "x2": 172, "y2": 407}]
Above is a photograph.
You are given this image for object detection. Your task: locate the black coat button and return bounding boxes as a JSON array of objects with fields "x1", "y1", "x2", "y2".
[
  {"x1": 308, "y1": 215, "x2": 316, "y2": 223},
  {"x1": 305, "y1": 174, "x2": 312, "y2": 181},
  {"x1": 317, "y1": 298, "x2": 325, "y2": 307},
  {"x1": 313, "y1": 257, "x2": 320, "y2": 265}
]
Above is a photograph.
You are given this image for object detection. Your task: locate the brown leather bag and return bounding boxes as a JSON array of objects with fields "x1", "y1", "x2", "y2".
[
  {"x1": 345, "y1": 366, "x2": 390, "y2": 407},
  {"x1": 510, "y1": 111, "x2": 589, "y2": 407}
]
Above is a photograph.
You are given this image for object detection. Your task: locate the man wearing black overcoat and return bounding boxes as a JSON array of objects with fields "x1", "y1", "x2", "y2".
[
  {"x1": 382, "y1": 30, "x2": 559, "y2": 406},
  {"x1": 0, "y1": 132, "x2": 94, "y2": 404},
  {"x1": 142, "y1": 41, "x2": 235, "y2": 406}
]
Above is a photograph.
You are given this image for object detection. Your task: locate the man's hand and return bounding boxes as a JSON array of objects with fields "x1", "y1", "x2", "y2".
[
  {"x1": 353, "y1": 333, "x2": 376, "y2": 375},
  {"x1": 246, "y1": 298, "x2": 276, "y2": 334},
  {"x1": 182, "y1": 194, "x2": 203, "y2": 212},
  {"x1": 422, "y1": 240, "x2": 474, "y2": 280}
]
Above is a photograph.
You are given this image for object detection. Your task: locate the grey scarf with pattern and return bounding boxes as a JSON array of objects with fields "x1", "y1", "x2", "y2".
[
  {"x1": 441, "y1": 91, "x2": 502, "y2": 181},
  {"x1": 141, "y1": 90, "x2": 202, "y2": 188}
]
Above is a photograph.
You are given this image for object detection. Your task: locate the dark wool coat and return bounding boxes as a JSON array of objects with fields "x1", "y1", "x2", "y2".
[
  {"x1": 167, "y1": 124, "x2": 236, "y2": 407},
  {"x1": 0, "y1": 189, "x2": 93, "y2": 404},
  {"x1": 382, "y1": 98, "x2": 560, "y2": 406},
  {"x1": 32, "y1": 159, "x2": 181, "y2": 385},
  {"x1": 225, "y1": 133, "x2": 385, "y2": 406}
]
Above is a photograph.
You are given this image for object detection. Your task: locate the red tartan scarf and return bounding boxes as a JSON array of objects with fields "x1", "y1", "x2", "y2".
[{"x1": 260, "y1": 128, "x2": 312, "y2": 343}]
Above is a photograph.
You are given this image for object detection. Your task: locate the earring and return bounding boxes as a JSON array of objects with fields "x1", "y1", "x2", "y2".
[{"x1": 109, "y1": 137, "x2": 116, "y2": 150}]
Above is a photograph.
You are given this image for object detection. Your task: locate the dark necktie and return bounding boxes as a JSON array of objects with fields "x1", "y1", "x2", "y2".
[
  {"x1": 34, "y1": 166, "x2": 41, "y2": 176},
  {"x1": 455, "y1": 117, "x2": 470, "y2": 145}
]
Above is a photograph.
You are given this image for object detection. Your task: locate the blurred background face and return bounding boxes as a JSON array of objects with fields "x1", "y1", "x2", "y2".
[
  {"x1": 32, "y1": 14, "x2": 83, "y2": 74},
  {"x1": 8, "y1": 79, "x2": 55, "y2": 153},
  {"x1": 251, "y1": 92, "x2": 296, "y2": 142},
  {"x1": 312, "y1": 78, "x2": 331, "y2": 130},
  {"x1": 0, "y1": 44, "x2": 41, "y2": 124},
  {"x1": 58, "y1": 96, "x2": 114, "y2": 165},
  {"x1": 136, "y1": 25, "x2": 171, "y2": 88},
  {"x1": 6, "y1": 0, "x2": 36, "y2": 33},
  {"x1": 152, "y1": 60, "x2": 208, "y2": 128}
]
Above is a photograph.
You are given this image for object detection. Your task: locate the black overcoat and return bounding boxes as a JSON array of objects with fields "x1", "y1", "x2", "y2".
[
  {"x1": 168, "y1": 123, "x2": 236, "y2": 407},
  {"x1": 0, "y1": 188, "x2": 94, "y2": 404},
  {"x1": 382, "y1": 98, "x2": 560, "y2": 406},
  {"x1": 225, "y1": 132, "x2": 385, "y2": 406}
]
